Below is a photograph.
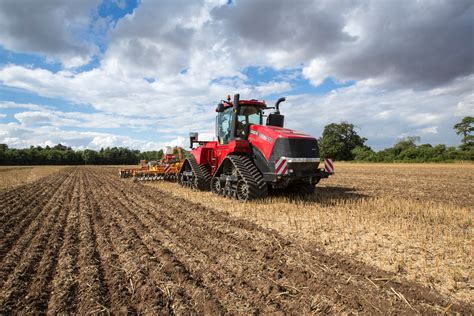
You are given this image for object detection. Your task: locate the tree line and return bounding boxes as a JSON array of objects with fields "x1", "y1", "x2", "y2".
[
  {"x1": 0, "y1": 144, "x2": 167, "y2": 165},
  {"x1": 319, "y1": 116, "x2": 473, "y2": 162}
]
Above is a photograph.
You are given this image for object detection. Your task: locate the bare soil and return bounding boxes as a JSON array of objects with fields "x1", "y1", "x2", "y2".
[{"x1": 0, "y1": 166, "x2": 472, "y2": 314}]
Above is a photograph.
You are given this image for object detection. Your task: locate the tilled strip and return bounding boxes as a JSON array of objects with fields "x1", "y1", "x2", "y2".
[
  {"x1": 17, "y1": 171, "x2": 79, "y2": 313},
  {"x1": 46, "y1": 171, "x2": 84, "y2": 313},
  {"x1": 97, "y1": 173, "x2": 290, "y2": 313},
  {"x1": 87, "y1": 178, "x2": 137, "y2": 314},
  {"x1": 0, "y1": 173, "x2": 68, "y2": 261},
  {"x1": 75, "y1": 172, "x2": 112, "y2": 313},
  {"x1": 0, "y1": 172, "x2": 75, "y2": 285},
  {"x1": 89, "y1": 172, "x2": 224, "y2": 314},
  {"x1": 0, "y1": 171, "x2": 77, "y2": 312}
]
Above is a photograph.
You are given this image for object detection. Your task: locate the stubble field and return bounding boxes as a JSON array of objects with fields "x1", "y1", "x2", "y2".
[
  {"x1": 0, "y1": 163, "x2": 472, "y2": 313},
  {"x1": 0, "y1": 166, "x2": 64, "y2": 191}
]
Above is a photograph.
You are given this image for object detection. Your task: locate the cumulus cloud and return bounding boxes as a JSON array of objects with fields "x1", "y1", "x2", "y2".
[
  {"x1": 282, "y1": 75, "x2": 474, "y2": 149},
  {"x1": 12, "y1": 108, "x2": 158, "y2": 130},
  {"x1": 0, "y1": 0, "x2": 101, "y2": 67},
  {"x1": 0, "y1": 121, "x2": 167, "y2": 151}
]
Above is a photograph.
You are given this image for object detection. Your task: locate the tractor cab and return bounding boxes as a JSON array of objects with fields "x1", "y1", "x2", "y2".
[{"x1": 215, "y1": 98, "x2": 265, "y2": 144}]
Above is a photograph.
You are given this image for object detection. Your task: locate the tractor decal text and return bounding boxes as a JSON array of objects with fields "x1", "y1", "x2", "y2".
[{"x1": 250, "y1": 130, "x2": 273, "y2": 144}]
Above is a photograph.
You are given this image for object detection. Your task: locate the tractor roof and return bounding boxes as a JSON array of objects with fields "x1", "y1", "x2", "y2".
[{"x1": 222, "y1": 99, "x2": 266, "y2": 109}]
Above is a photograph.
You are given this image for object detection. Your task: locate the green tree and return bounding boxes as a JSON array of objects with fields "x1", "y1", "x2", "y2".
[
  {"x1": 319, "y1": 122, "x2": 368, "y2": 161},
  {"x1": 351, "y1": 146, "x2": 376, "y2": 161},
  {"x1": 82, "y1": 149, "x2": 99, "y2": 165},
  {"x1": 454, "y1": 116, "x2": 473, "y2": 150},
  {"x1": 393, "y1": 136, "x2": 419, "y2": 155}
]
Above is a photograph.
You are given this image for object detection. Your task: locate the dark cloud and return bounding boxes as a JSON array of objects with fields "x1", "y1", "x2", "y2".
[
  {"x1": 0, "y1": 0, "x2": 100, "y2": 66},
  {"x1": 211, "y1": 0, "x2": 356, "y2": 65},
  {"x1": 331, "y1": 0, "x2": 474, "y2": 88},
  {"x1": 212, "y1": 0, "x2": 474, "y2": 88}
]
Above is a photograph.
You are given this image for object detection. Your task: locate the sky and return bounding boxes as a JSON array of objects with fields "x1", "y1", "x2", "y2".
[{"x1": 0, "y1": 0, "x2": 473, "y2": 151}]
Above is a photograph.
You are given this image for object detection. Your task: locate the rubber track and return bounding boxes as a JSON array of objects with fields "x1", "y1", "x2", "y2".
[
  {"x1": 227, "y1": 155, "x2": 268, "y2": 199},
  {"x1": 187, "y1": 156, "x2": 211, "y2": 191}
]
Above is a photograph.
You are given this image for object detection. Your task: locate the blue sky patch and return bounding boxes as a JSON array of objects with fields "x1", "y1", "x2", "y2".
[{"x1": 0, "y1": 46, "x2": 62, "y2": 73}]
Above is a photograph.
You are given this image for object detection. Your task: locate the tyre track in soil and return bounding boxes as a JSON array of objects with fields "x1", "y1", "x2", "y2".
[{"x1": 0, "y1": 166, "x2": 472, "y2": 314}]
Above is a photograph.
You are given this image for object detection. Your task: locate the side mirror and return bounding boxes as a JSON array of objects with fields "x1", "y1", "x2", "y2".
[{"x1": 216, "y1": 103, "x2": 224, "y2": 112}]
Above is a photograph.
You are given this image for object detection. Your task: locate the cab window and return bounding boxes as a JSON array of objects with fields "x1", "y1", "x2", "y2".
[
  {"x1": 216, "y1": 107, "x2": 232, "y2": 144},
  {"x1": 236, "y1": 106, "x2": 262, "y2": 138}
]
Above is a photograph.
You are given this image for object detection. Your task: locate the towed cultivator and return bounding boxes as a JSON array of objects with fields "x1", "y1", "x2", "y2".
[
  {"x1": 177, "y1": 94, "x2": 334, "y2": 201},
  {"x1": 118, "y1": 147, "x2": 183, "y2": 181}
]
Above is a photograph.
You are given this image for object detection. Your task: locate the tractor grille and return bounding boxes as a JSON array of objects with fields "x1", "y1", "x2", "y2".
[{"x1": 269, "y1": 138, "x2": 319, "y2": 165}]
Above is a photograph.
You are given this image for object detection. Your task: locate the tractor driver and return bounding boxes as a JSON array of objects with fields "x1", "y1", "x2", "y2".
[{"x1": 236, "y1": 119, "x2": 247, "y2": 138}]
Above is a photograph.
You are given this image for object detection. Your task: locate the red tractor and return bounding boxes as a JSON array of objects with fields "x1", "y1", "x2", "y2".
[{"x1": 178, "y1": 94, "x2": 333, "y2": 200}]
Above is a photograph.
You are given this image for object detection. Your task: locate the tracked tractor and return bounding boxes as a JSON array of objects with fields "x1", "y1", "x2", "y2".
[{"x1": 178, "y1": 94, "x2": 333, "y2": 200}]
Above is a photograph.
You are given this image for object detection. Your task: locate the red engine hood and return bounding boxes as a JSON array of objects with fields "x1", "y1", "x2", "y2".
[{"x1": 248, "y1": 125, "x2": 316, "y2": 160}]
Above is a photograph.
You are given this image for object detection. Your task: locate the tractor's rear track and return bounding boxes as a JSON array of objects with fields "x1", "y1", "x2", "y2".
[
  {"x1": 0, "y1": 167, "x2": 472, "y2": 314},
  {"x1": 212, "y1": 155, "x2": 268, "y2": 200},
  {"x1": 179, "y1": 156, "x2": 211, "y2": 190}
]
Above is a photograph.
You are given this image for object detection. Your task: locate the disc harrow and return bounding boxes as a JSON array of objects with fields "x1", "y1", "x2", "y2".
[{"x1": 118, "y1": 148, "x2": 184, "y2": 182}]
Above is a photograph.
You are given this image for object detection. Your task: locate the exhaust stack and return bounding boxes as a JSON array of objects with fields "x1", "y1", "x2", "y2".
[{"x1": 266, "y1": 97, "x2": 286, "y2": 128}]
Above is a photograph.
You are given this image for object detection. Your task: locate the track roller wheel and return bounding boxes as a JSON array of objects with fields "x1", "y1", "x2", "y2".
[
  {"x1": 211, "y1": 177, "x2": 222, "y2": 195},
  {"x1": 236, "y1": 180, "x2": 250, "y2": 201}
]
